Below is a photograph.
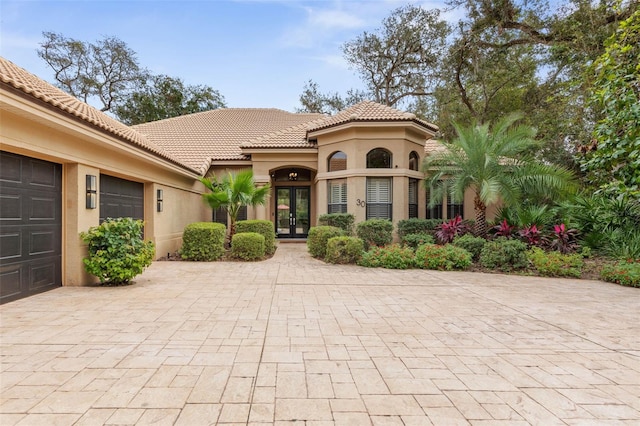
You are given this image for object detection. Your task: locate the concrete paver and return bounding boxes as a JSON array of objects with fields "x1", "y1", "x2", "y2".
[{"x1": 1, "y1": 242, "x2": 639, "y2": 425}]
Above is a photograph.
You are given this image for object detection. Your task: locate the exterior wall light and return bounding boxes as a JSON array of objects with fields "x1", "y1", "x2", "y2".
[
  {"x1": 288, "y1": 171, "x2": 298, "y2": 181},
  {"x1": 157, "y1": 189, "x2": 164, "y2": 212},
  {"x1": 86, "y1": 175, "x2": 97, "y2": 209}
]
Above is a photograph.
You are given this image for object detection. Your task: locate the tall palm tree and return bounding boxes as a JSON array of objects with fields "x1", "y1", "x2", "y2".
[
  {"x1": 423, "y1": 112, "x2": 577, "y2": 237},
  {"x1": 200, "y1": 169, "x2": 271, "y2": 240}
]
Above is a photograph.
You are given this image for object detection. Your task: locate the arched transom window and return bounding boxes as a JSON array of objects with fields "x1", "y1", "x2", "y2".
[
  {"x1": 409, "y1": 151, "x2": 420, "y2": 171},
  {"x1": 366, "y1": 148, "x2": 392, "y2": 168},
  {"x1": 328, "y1": 151, "x2": 347, "y2": 172}
]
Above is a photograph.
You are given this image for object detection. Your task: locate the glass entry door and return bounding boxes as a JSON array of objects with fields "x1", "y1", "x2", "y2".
[{"x1": 276, "y1": 187, "x2": 310, "y2": 238}]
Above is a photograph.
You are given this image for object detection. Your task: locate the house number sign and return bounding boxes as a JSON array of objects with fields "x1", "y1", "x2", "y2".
[{"x1": 356, "y1": 199, "x2": 366, "y2": 208}]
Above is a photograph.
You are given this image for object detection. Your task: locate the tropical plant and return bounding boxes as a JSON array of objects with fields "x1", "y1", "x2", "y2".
[
  {"x1": 200, "y1": 170, "x2": 270, "y2": 241},
  {"x1": 492, "y1": 219, "x2": 516, "y2": 239},
  {"x1": 519, "y1": 224, "x2": 545, "y2": 247},
  {"x1": 435, "y1": 215, "x2": 470, "y2": 244},
  {"x1": 80, "y1": 218, "x2": 154, "y2": 285},
  {"x1": 549, "y1": 223, "x2": 579, "y2": 254},
  {"x1": 423, "y1": 113, "x2": 576, "y2": 237}
]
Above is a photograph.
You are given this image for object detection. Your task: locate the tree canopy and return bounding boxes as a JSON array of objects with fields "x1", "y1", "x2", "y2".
[{"x1": 38, "y1": 32, "x2": 225, "y2": 123}]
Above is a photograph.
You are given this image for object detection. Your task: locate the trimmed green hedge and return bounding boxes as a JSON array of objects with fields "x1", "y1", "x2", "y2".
[
  {"x1": 356, "y1": 219, "x2": 393, "y2": 250},
  {"x1": 402, "y1": 233, "x2": 435, "y2": 250},
  {"x1": 358, "y1": 244, "x2": 415, "y2": 269},
  {"x1": 237, "y1": 220, "x2": 276, "y2": 254},
  {"x1": 453, "y1": 234, "x2": 487, "y2": 261},
  {"x1": 325, "y1": 236, "x2": 364, "y2": 264},
  {"x1": 479, "y1": 238, "x2": 528, "y2": 271},
  {"x1": 307, "y1": 226, "x2": 344, "y2": 258},
  {"x1": 414, "y1": 244, "x2": 472, "y2": 271},
  {"x1": 397, "y1": 218, "x2": 442, "y2": 239},
  {"x1": 318, "y1": 213, "x2": 355, "y2": 235},
  {"x1": 231, "y1": 232, "x2": 265, "y2": 260},
  {"x1": 180, "y1": 222, "x2": 226, "y2": 261}
]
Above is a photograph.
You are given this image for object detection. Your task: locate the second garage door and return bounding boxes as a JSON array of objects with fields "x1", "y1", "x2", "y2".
[{"x1": 100, "y1": 175, "x2": 144, "y2": 222}]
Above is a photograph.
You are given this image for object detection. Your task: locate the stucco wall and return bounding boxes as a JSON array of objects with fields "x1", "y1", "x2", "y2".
[{"x1": 1, "y1": 94, "x2": 208, "y2": 286}]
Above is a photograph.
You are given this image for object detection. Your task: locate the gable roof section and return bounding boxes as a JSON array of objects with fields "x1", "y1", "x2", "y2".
[
  {"x1": 0, "y1": 57, "x2": 197, "y2": 174},
  {"x1": 307, "y1": 100, "x2": 438, "y2": 133},
  {"x1": 134, "y1": 109, "x2": 324, "y2": 171}
]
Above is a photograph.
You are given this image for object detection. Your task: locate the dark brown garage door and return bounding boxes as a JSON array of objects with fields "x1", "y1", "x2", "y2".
[
  {"x1": 0, "y1": 151, "x2": 62, "y2": 304},
  {"x1": 100, "y1": 175, "x2": 144, "y2": 222}
]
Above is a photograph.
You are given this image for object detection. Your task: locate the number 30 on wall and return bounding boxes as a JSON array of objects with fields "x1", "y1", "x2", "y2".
[{"x1": 356, "y1": 199, "x2": 366, "y2": 208}]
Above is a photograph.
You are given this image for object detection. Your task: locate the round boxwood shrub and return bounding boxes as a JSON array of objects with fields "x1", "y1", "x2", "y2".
[
  {"x1": 414, "y1": 243, "x2": 472, "y2": 271},
  {"x1": 356, "y1": 219, "x2": 393, "y2": 250},
  {"x1": 325, "y1": 236, "x2": 364, "y2": 264},
  {"x1": 479, "y1": 237, "x2": 528, "y2": 271},
  {"x1": 402, "y1": 233, "x2": 435, "y2": 250},
  {"x1": 80, "y1": 217, "x2": 155, "y2": 285},
  {"x1": 236, "y1": 219, "x2": 276, "y2": 254},
  {"x1": 231, "y1": 232, "x2": 265, "y2": 260},
  {"x1": 358, "y1": 244, "x2": 415, "y2": 269},
  {"x1": 318, "y1": 213, "x2": 355, "y2": 235},
  {"x1": 307, "y1": 226, "x2": 344, "y2": 258},
  {"x1": 180, "y1": 222, "x2": 226, "y2": 261},
  {"x1": 453, "y1": 234, "x2": 487, "y2": 261}
]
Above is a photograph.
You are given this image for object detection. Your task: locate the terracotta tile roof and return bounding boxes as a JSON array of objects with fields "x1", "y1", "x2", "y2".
[
  {"x1": 134, "y1": 109, "x2": 324, "y2": 171},
  {"x1": 307, "y1": 100, "x2": 438, "y2": 133},
  {"x1": 0, "y1": 57, "x2": 197, "y2": 173},
  {"x1": 424, "y1": 138, "x2": 448, "y2": 154}
]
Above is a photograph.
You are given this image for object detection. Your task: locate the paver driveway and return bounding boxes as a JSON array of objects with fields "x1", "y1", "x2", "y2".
[{"x1": 1, "y1": 243, "x2": 639, "y2": 425}]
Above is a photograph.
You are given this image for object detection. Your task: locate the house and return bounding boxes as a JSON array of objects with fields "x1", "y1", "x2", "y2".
[{"x1": 1, "y1": 57, "x2": 489, "y2": 303}]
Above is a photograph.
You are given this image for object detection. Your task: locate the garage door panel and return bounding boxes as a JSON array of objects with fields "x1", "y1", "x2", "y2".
[
  {"x1": 100, "y1": 175, "x2": 144, "y2": 222},
  {"x1": 0, "y1": 151, "x2": 61, "y2": 304}
]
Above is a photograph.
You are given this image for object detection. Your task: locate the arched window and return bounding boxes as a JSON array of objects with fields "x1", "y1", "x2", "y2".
[
  {"x1": 328, "y1": 151, "x2": 347, "y2": 172},
  {"x1": 366, "y1": 148, "x2": 392, "y2": 168},
  {"x1": 409, "y1": 151, "x2": 420, "y2": 171}
]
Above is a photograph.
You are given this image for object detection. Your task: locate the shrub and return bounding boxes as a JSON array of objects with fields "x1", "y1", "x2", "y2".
[
  {"x1": 356, "y1": 219, "x2": 393, "y2": 249},
  {"x1": 600, "y1": 260, "x2": 640, "y2": 288},
  {"x1": 414, "y1": 244, "x2": 472, "y2": 271},
  {"x1": 549, "y1": 223, "x2": 579, "y2": 254},
  {"x1": 435, "y1": 216, "x2": 470, "y2": 244},
  {"x1": 397, "y1": 218, "x2": 441, "y2": 239},
  {"x1": 80, "y1": 217, "x2": 155, "y2": 285},
  {"x1": 231, "y1": 232, "x2": 265, "y2": 260},
  {"x1": 519, "y1": 224, "x2": 546, "y2": 247},
  {"x1": 402, "y1": 233, "x2": 435, "y2": 250},
  {"x1": 236, "y1": 220, "x2": 276, "y2": 254},
  {"x1": 307, "y1": 226, "x2": 343, "y2": 258},
  {"x1": 180, "y1": 222, "x2": 226, "y2": 261},
  {"x1": 325, "y1": 236, "x2": 364, "y2": 264},
  {"x1": 358, "y1": 244, "x2": 415, "y2": 269},
  {"x1": 479, "y1": 238, "x2": 528, "y2": 272},
  {"x1": 492, "y1": 219, "x2": 517, "y2": 239},
  {"x1": 318, "y1": 213, "x2": 355, "y2": 235},
  {"x1": 527, "y1": 247, "x2": 583, "y2": 278},
  {"x1": 452, "y1": 234, "x2": 486, "y2": 261}
]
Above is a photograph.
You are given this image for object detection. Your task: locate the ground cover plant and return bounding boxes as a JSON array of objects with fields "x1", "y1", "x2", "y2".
[{"x1": 600, "y1": 260, "x2": 640, "y2": 288}]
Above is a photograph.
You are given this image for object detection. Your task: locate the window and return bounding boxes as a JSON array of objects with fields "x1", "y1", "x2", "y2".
[
  {"x1": 366, "y1": 148, "x2": 392, "y2": 168},
  {"x1": 409, "y1": 151, "x2": 420, "y2": 171},
  {"x1": 447, "y1": 197, "x2": 464, "y2": 219},
  {"x1": 366, "y1": 177, "x2": 392, "y2": 220},
  {"x1": 212, "y1": 207, "x2": 227, "y2": 226},
  {"x1": 426, "y1": 186, "x2": 443, "y2": 219},
  {"x1": 328, "y1": 151, "x2": 347, "y2": 172},
  {"x1": 328, "y1": 180, "x2": 347, "y2": 213},
  {"x1": 409, "y1": 179, "x2": 418, "y2": 218},
  {"x1": 238, "y1": 205, "x2": 248, "y2": 221}
]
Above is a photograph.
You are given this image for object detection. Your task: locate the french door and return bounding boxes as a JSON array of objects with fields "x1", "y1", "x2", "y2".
[{"x1": 276, "y1": 187, "x2": 310, "y2": 238}]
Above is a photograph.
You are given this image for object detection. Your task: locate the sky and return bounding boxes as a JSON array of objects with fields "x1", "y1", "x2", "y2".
[{"x1": 0, "y1": 0, "x2": 456, "y2": 112}]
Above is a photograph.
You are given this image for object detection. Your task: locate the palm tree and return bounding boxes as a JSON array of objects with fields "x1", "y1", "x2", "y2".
[
  {"x1": 423, "y1": 112, "x2": 577, "y2": 237},
  {"x1": 200, "y1": 169, "x2": 271, "y2": 240}
]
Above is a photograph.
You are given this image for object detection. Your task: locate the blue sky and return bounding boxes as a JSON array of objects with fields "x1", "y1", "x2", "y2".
[{"x1": 1, "y1": 0, "x2": 454, "y2": 112}]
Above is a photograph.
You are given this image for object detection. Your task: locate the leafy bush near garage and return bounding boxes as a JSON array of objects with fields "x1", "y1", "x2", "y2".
[
  {"x1": 527, "y1": 247, "x2": 584, "y2": 278},
  {"x1": 453, "y1": 234, "x2": 487, "y2": 261},
  {"x1": 414, "y1": 244, "x2": 472, "y2": 270},
  {"x1": 318, "y1": 213, "x2": 355, "y2": 235},
  {"x1": 356, "y1": 219, "x2": 393, "y2": 250},
  {"x1": 397, "y1": 218, "x2": 441, "y2": 239},
  {"x1": 358, "y1": 244, "x2": 415, "y2": 269},
  {"x1": 307, "y1": 226, "x2": 344, "y2": 258},
  {"x1": 236, "y1": 220, "x2": 276, "y2": 254},
  {"x1": 402, "y1": 233, "x2": 435, "y2": 250},
  {"x1": 81, "y1": 217, "x2": 155, "y2": 285},
  {"x1": 231, "y1": 232, "x2": 265, "y2": 260},
  {"x1": 325, "y1": 236, "x2": 364, "y2": 264},
  {"x1": 180, "y1": 222, "x2": 226, "y2": 261},
  {"x1": 479, "y1": 237, "x2": 528, "y2": 272},
  {"x1": 600, "y1": 260, "x2": 640, "y2": 287}
]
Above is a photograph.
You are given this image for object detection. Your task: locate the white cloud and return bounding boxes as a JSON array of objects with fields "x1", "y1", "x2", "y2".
[
  {"x1": 306, "y1": 8, "x2": 366, "y2": 30},
  {"x1": 0, "y1": 33, "x2": 40, "y2": 51}
]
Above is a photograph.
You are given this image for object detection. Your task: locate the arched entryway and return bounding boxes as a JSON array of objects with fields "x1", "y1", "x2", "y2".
[{"x1": 271, "y1": 168, "x2": 313, "y2": 238}]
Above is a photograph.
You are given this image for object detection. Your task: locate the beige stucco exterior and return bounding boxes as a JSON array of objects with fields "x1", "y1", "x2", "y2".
[{"x1": 1, "y1": 88, "x2": 209, "y2": 286}]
